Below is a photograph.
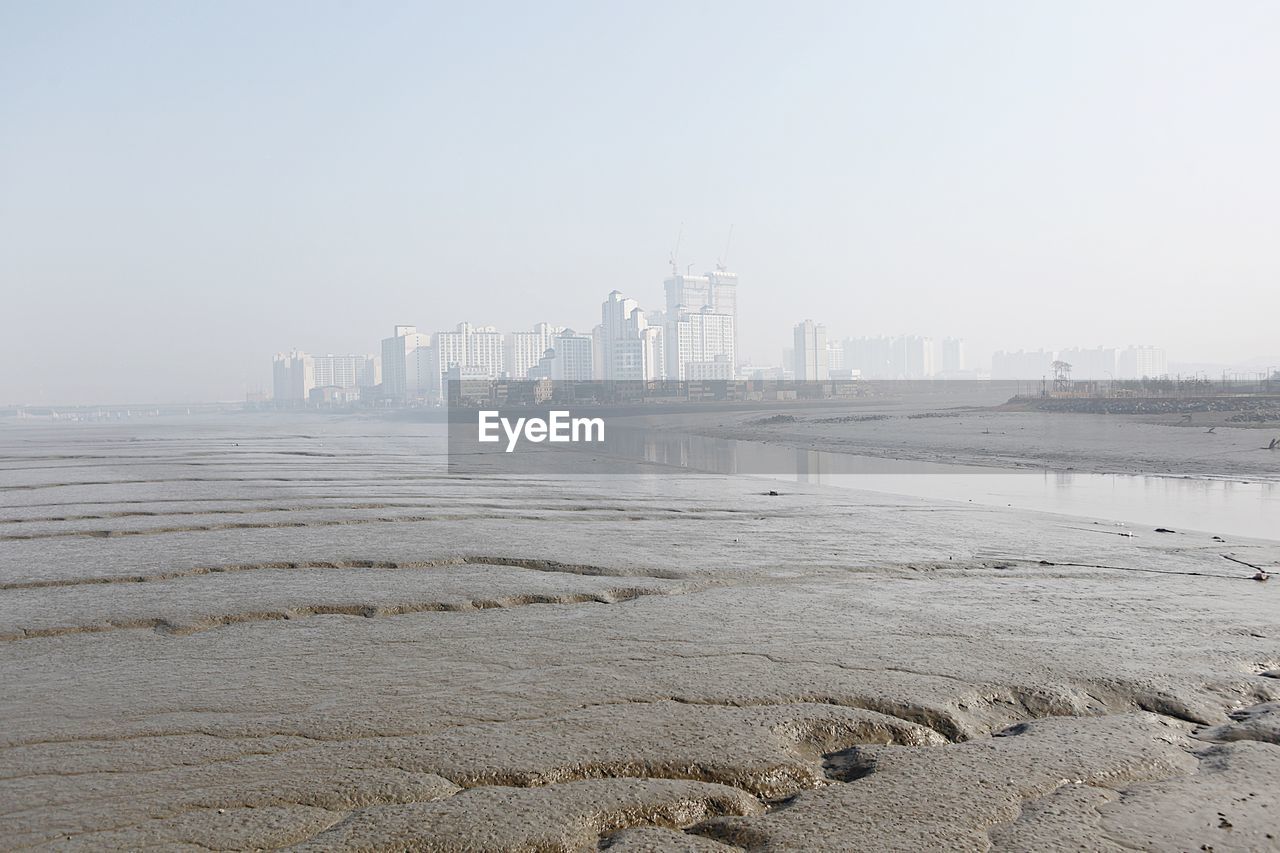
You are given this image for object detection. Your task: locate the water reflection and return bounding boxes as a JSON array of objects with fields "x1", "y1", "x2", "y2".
[{"x1": 607, "y1": 427, "x2": 1278, "y2": 542}]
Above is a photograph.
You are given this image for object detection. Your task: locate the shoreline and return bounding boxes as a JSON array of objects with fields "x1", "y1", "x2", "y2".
[{"x1": 631, "y1": 406, "x2": 1280, "y2": 483}]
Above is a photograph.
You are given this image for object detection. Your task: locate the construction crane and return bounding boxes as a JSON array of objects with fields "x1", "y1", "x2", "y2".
[
  {"x1": 668, "y1": 225, "x2": 683, "y2": 277},
  {"x1": 716, "y1": 224, "x2": 735, "y2": 272}
]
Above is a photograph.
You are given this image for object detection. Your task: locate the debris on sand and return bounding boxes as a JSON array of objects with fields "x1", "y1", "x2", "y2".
[
  {"x1": 1155, "y1": 528, "x2": 1177, "y2": 534},
  {"x1": 1222, "y1": 555, "x2": 1273, "y2": 581}
]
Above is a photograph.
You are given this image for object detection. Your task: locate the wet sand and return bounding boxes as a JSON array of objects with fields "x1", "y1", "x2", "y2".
[
  {"x1": 2, "y1": 413, "x2": 1278, "y2": 851},
  {"x1": 646, "y1": 404, "x2": 1280, "y2": 482}
]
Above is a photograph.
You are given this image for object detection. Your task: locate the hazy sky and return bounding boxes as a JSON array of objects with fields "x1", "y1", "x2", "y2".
[{"x1": 3, "y1": 0, "x2": 1278, "y2": 404}]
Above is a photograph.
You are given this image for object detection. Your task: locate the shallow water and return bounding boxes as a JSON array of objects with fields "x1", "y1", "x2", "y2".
[{"x1": 612, "y1": 430, "x2": 1280, "y2": 542}]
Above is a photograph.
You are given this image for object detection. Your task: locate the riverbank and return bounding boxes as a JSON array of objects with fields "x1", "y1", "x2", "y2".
[{"x1": 649, "y1": 405, "x2": 1280, "y2": 482}]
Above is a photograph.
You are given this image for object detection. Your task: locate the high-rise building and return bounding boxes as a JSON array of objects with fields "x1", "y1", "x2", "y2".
[
  {"x1": 1118, "y1": 345, "x2": 1168, "y2": 379},
  {"x1": 311, "y1": 354, "x2": 378, "y2": 390},
  {"x1": 381, "y1": 325, "x2": 432, "y2": 402},
  {"x1": 552, "y1": 329, "x2": 594, "y2": 381},
  {"x1": 591, "y1": 325, "x2": 606, "y2": 380},
  {"x1": 601, "y1": 291, "x2": 665, "y2": 380},
  {"x1": 827, "y1": 341, "x2": 845, "y2": 370},
  {"x1": 793, "y1": 321, "x2": 829, "y2": 380},
  {"x1": 601, "y1": 291, "x2": 640, "y2": 380},
  {"x1": 273, "y1": 351, "x2": 378, "y2": 404},
  {"x1": 433, "y1": 323, "x2": 506, "y2": 397},
  {"x1": 664, "y1": 273, "x2": 711, "y2": 316},
  {"x1": 1057, "y1": 347, "x2": 1117, "y2": 380},
  {"x1": 843, "y1": 337, "x2": 893, "y2": 379},
  {"x1": 508, "y1": 323, "x2": 565, "y2": 380},
  {"x1": 272, "y1": 350, "x2": 315, "y2": 404},
  {"x1": 894, "y1": 336, "x2": 935, "y2": 379},
  {"x1": 360, "y1": 357, "x2": 381, "y2": 388},
  {"x1": 941, "y1": 338, "x2": 966, "y2": 375},
  {"x1": 665, "y1": 269, "x2": 737, "y2": 319},
  {"x1": 706, "y1": 269, "x2": 738, "y2": 334},
  {"x1": 840, "y1": 335, "x2": 961, "y2": 379},
  {"x1": 669, "y1": 309, "x2": 734, "y2": 380},
  {"x1": 663, "y1": 268, "x2": 736, "y2": 381}
]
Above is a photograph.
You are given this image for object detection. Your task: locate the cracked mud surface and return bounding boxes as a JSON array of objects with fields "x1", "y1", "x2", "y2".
[{"x1": 2, "y1": 415, "x2": 1279, "y2": 851}]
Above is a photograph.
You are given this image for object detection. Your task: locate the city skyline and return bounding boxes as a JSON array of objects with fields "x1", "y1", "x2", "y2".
[
  {"x1": 264, "y1": 259, "x2": 1200, "y2": 407},
  {"x1": 4, "y1": 2, "x2": 1278, "y2": 405}
]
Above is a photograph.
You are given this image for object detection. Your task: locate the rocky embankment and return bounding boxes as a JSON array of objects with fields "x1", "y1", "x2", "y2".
[{"x1": 1005, "y1": 394, "x2": 1280, "y2": 424}]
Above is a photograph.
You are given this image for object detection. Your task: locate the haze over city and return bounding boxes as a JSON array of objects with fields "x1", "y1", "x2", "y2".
[
  {"x1": 3, "y1": 1, "x2": 1278, "y2": 405},
  {"x1": 6, "y1": 5, "x2": 1280, "y2": 849}
]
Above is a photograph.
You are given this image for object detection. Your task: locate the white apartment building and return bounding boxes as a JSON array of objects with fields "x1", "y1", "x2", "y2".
[
  {"x1": 508, "y1": 322, "x2": 565, "y2": 380},
  {"x1": 272, "y1": 350, "x2": 315, "y2": 403},
  {"x1": 664, "y1": 273, "x2": 711, "y2": 317},
  {"x1": 663, "y1": 269, "x2": 737, "y2": 381},
  {"x1": 839, "y1": 335, "x2": 964, "y2": 379},
  {"x1": 273, "y1": 350, "x2": 377, "y2": 404},
  {"x1": 668, "y1": 309, "x2": 734, "y2": 380},
  {"x1": 706, "y1": 270, "x2": 738, "y2": 326},
  {"x1": 991, "y1": 345, "x2": 1166, "y2": 380},
  {"x1": 826, "y1": 341, "x2": 845, "y2": 370},
  {"x1": 991, "y1": 349, "x2": 1055, "y2": 380},
  {"x1": 1118, "y1": 345, "x2": 1168, "y2": 379},
  {"x1": 312, "y1": 354, "x2": 378, "y2": 390},
  {"x1": 433, "y1": 323, "x2": 506, "y2": 399},
  {"x1": 552, "y1": 330, "x2": 594, "y2": 381},
  {"x1": 601, "y1": 291, "x2": 640, "y2": 379},
  {"x1": 941, "y1": 338, "x2": 966, "y2": 374},
  {"x1": 601, "y1": 291, "x2": 665, "y2": 380},
  {"x1": 381, "y1": 325, "x2": 432, "y2": 402},
  {"x1": 793, "y1": 320, "x2": 829, "y2": 380},
  {"x1": 1057, "y1": 347, "x2": 1117, "y2": 380},
  {"x1": 685, "y1": 355, "x2": 734, "y2": 381},
  {"x1": 526, "y1": 330, "x2": 595, "y2": 381},
  {"x1": 664, "y1": 270, "x2": 736, "y2": 318},
  {"x1": 896, "y1": 335, "x2": 935, "y2": 380}
]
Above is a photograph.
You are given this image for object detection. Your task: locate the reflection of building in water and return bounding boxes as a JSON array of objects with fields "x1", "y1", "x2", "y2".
[
  {"x1": 795, "y1": 448, "x2": 827, "y2": 483},
  {"x1": 599, "y1": 427, "x2": 740, "y2": 474}
]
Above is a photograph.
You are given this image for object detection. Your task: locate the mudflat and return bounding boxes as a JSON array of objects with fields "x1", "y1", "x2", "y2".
[
  {"x1": 652, "y1": 401, "x2": 1280, "y2": 481},
  {"x1": 2, "y1": 412, "x2": 1278, "y2": 851}
]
